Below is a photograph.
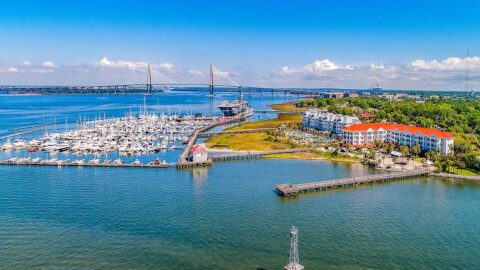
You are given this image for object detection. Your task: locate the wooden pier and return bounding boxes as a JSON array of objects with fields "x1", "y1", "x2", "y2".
[
  {"x1": 212, "y1": 148, "x2": 311, "y2": 161},
  {"x1": 0, "y1": 161, "x2": 169, "y2": 169},
  {"x1": 197, "y1": 128, "x2": 274, "y2": 138},
  {"x1": 276, "y1": 169, "x2": 433, "y2": 196},
  {"x1": 0, "y1": 128, "x2": 45, "y2": 140}
]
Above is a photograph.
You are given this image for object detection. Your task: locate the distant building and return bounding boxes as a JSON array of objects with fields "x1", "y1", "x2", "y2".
[
  {"x1": 343, "y1": 123, "x2": 454, "y2": 154},
  {"x1": 343, "y1": 92, "x2": 358, "y2": 98},
  {"x1": 302, "y1": 109, "x2": 361, "y2": 134},
  {"x1": 321, "y1": 92, "x2": 344, "y2": 98},
  {"x1": 189, "y1": 145, "x2": 208, "y2": 162}
]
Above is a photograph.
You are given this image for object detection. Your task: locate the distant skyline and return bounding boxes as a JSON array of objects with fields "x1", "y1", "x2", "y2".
[{"x1": 0, "y1": 0, "x2": 479, "y2": 90}]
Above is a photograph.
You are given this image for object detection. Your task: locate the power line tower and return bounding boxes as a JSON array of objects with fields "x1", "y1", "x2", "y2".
[
  {"x1": 209, "y1": 64, "x2": 214, "y2": 96},
  {"x1": 284, "y1": 226, "x2": 304, "y2": 270},
  {"x1": 147, "y1": 64, "x2": 152, "y2": 95}
]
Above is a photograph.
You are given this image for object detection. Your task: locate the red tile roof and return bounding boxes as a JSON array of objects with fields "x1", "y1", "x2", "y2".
[
  {"x1": 191, "y1": 145, "x2": 207, "y2": 153},
  {"x1": 359, "y1": 112, "x2": 375, "y2": 118},
  {"x1": 343, "y1": 123, "x2": 453, "y2": 139}
]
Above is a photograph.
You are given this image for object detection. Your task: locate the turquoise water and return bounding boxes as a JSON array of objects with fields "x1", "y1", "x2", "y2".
[{"x1": 1, "y1": 93, "x2": 480, "y2": 269}]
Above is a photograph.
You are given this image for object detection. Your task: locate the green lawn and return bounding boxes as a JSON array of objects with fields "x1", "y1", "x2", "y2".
[{"x1": 446, "y1": 166, "x2": 480, "y2": 176}]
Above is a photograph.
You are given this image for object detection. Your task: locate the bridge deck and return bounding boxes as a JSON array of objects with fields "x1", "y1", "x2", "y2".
[{"x1": 276, "y1": 169, "x2": 433, "y2": 196}]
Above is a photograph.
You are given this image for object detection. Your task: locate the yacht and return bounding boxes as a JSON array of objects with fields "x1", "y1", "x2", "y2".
[
  {"x1": 2, "y1": 139, "x2": 13, "y2": 150},
  {"x1": 218, "y1": 100, "x2": 253, "y2": 117}
]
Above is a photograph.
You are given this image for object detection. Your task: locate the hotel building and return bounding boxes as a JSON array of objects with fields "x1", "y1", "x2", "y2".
[
  {"x1": 302, "y1": 109, "x2": 361, "y2": 134},
  {"x1": 343, "y1": 123, "x2": 454, "y2": 154}
]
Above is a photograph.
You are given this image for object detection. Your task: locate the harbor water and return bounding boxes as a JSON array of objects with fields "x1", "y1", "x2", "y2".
[{"x1": 1, "y1": 92, "x2": 479, "y2": 269}]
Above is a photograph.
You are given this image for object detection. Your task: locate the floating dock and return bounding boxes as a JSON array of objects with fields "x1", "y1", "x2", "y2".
[{"x1": 276, "y1": 169, "x2": 433, "y2": 196}]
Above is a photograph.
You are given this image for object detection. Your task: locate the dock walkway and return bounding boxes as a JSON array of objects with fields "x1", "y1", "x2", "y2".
[
  {"x1": 0, "y1": 161, "x2": 169, "y2": 169},
  {"x1": 276, "y1": 169, "x2": 433, "y2": 196}
]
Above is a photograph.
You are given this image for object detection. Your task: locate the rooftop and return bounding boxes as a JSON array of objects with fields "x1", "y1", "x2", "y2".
[{"x1": 343, "y1": 123, "x2": 453, "y2": 139}]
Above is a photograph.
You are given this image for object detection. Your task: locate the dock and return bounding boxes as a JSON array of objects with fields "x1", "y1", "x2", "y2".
[
  {"x1": 0, "y1": 128, "x2": 45, "y2": 140},
  {"x1": 276, "y1": 169, "x2": 433, "y2": 196},
  {"x1": 0, "y1": 161, "x2": 169, "y2": 169},
  {"x1": 212, "y1": 148, "x2": 311, "y2": 161}
]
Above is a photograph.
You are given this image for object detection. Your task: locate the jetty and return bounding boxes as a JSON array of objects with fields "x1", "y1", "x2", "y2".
[{"x1": 276, "y1": 169, "x2": 433, "y2": 196}]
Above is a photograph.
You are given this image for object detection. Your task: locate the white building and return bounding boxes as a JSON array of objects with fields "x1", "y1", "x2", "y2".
[
  {"x1": 343, "y1": 123, "x2": 454, "y2": 154},
  {"x1": 189, "y1": 144, "x2": 209, "y2": 162},
  {"x1": 302, "y1": 109, "x2": 361, "y2": 134}
]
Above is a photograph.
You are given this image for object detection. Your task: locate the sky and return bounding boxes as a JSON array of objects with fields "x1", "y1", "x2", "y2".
[{"x1": 0, "y1": 0, "x2": 479, "y2": 90}]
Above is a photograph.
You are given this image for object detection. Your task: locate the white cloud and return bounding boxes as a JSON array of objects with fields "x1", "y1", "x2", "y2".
[
  {"x1": 411, "y1": 56, "x2": 480, "y2": 70},
  {"x1": 98, "y1": 57, "x2": 147, "y2": 70},
  {"x1": 280, "y1": 59, "x2": 339, "y2": 75},
  {"x1": 1, "y1": 56, "x2": 478, "y2": 90},
  {"x1": 41, "y1": 61, "x2": 57, "y2": 68},
  {"x1": 272, "y1": 56, "x2": 480, "y2": 89},
  {"x1": 188, "y1": 69, "x2": 204, "y2": 76},
  {"x1": 20, "y1": 61, "x2": 31, "y2": 66},
  {"x1": 0, "y1": 67, "x2": 19, "y2": 73}
]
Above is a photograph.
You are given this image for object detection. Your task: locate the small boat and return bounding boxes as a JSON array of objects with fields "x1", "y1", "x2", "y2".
[
  {"x1": 13, "y1": 139, "x2": 27, "y2": 149},
  {"x1": 132, "y1": 158, "x2": 141, "y2": 165},
  {"x1": 31, "y1": 157, "x2": 42, "y2": 163},
  {"x1": 88, "y1": 158, "x2": 100, "y2": 165},
  {"x1": 113, "y1": 159, "x2": 123, "y2": 165},
  {"x1": 2, "y1": 139, "x2": 14, "y2": 150}
]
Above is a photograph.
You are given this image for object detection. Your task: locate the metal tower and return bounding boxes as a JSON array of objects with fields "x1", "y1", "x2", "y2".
[
  {"x1": 284, "y1": 226, "x2": 304, "y2": 270},
  {"x1": 209, "y1": 64, "x2": 214, "y2": 96},
  {"x1": 147, "y1": 64, "x2": 152, "y2": 95}
]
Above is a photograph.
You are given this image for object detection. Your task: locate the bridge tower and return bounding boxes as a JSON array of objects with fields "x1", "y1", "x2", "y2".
[
  {"x1": 209, "y1": 64, "x2": 214, "y2": 96},
  {"x1": 147, "y1": 64, "x2": 152, "y2": 95},
  {"x1": 284, "y1": 226, "x2": 304, "y2": 270}
]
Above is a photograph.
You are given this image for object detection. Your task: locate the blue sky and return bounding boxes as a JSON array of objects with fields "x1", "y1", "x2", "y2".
[{"x1": 0, "y1": 0, "x2": 479, "y2": 89}]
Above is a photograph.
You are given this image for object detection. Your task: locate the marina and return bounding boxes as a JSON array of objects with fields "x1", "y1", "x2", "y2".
[{"x1": 0, "y1": 93, "x2": 479, "y2": 270}]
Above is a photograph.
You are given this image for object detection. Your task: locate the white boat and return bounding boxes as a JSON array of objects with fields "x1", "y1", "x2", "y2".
[
  {"x1": 113, "y1": 159, "x2": 123, "y2": 165},
  {"x1": 132, "y1": 158, "x2": 141, "y2": 165},
  {"x1": 2, "y1": 139, "x2": 14, "y2": 150},
  {"x1": 13, "y1": 139, "x2": 27, "y2": 149},
  {"x1": 31, "y1": 157, "x2": 43, "y2": 163},
  {"x1": 88, "y1": 158, "x2": 100, "y2": 165}
]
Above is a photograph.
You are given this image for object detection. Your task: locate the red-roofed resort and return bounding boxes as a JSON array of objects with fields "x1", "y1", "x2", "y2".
[{"x1": 343, "y1": 123, "x2": 454, "y2": 154}]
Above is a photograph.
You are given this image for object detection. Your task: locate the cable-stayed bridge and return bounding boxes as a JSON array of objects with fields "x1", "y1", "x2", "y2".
[{"x1": 0, "y1": 64, "x2": 353, "y2": 96}]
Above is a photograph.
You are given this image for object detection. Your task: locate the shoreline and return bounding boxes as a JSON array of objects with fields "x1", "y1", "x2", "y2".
[{"x1": 205, "y1": 101, "x2": 361, "y2": 164}]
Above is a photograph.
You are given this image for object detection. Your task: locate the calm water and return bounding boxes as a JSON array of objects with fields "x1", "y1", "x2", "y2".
[{"x1": 1, "y1": 93, "x2": 479, "y2": 269}]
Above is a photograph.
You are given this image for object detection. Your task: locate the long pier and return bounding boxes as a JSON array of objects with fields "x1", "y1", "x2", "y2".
[
  {"x1": 197, "y1": 128, "x2": 274, "y2": 138},
  {"x1": 212, "y1": 148, "x2": 311, "y2": 161},
  {"x1": 0, "y1": 161, "x2": 169, "y2": 169},
  {"x1": 0, "y1": 128, "x2": 45, "y2": 140},
  {"x1": 8, "y1": 122, "x2": 60, "y2": 132},
  {"x1": 276, "y1": 169, "x2": 433, "y2": 196}
]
